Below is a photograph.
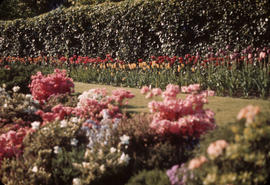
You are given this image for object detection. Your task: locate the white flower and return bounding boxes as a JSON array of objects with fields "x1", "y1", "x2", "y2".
[
  {"x1": 3, "y1": 103, "x2": 8, "y2": 108},
  {"x1": 60, "y1": 120, "x2": 68, "y2": 128},
  {"x1": 53, "y1": 146, "x2": 61, "y2": 154},
  {"x1": 25, "y1": 94, "x2": 32, "y2": 100},
  {"x1": 118, "y1": 153, "x2": 130, "y2": 164},
  {"x1": 100, "y1": 164, "x2": 105, "y2": 173},
  {"x1": 101, "y1": 109, "x2": 110, "y2": 119},
  {"x1": 12, "y1": 86, "x2": 20, "y2": 92},
  {"x1": 31, "y1": 166, "x2": 38, "y2": 173},
  {"x1": 71, "y1": 138, "x2": 79, "y2": 146},
  {"x1": 71, "y1": 117, "x2": 79, "y2": 123},
  {"x1": 31, "y1": 121, "x2": 41, "y2": 130},
  {"x1": 110, "y1": 147, "x2": 117, "y2": 153},
  {"x1": 120, "y1": 134, "x2": 130, "y2": 145},
  {"x1": 82, "y1": 162, "x2": 90, "y2": 168},
  {"x1": 72, "y1": 178, "x2": 81, "y2": 185}
]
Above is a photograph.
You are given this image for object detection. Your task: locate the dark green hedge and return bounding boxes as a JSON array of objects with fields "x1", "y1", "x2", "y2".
[{"x1": 0, "y1": 0, "x2": 270, "y2": 61}]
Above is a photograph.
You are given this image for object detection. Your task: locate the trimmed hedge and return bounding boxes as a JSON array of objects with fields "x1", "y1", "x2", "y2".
[{"x1": 0, "y1": 0, "x2": 270, "y2": 61}]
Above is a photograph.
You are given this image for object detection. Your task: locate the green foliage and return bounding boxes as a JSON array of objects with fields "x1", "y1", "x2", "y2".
[
  {"x1": 0, "y1": 0, "x2": 269, "y2": 61},
  {"x1": 126, "y1": 169, "x2": 171, "y2": 185},
  {"x1": 0, "y1": 0, "x2": 71, "y2": 20},
  {"x1": 183, "y1": 106, "x2": 270, "y2": 185},
  {"x1": 72, "y1": 0, "x2": 124, "y2": 5}
]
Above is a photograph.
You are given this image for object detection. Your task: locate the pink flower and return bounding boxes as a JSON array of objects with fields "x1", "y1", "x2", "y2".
[
  {"x1": 162, "y1": 84, "x2": 179, "y2": 98},
  {"x1": 181, "y1": 84, "x2": 200, "y2": 93},
  {"x1": 207, "y1": 140, "x2": 228, "y2": 159},
  {"x1": 152, "y1": 88, "x2": 162, "y2": 96},
  {"x1": 0, "y1": 127, "x2": 30, "y2": 167},
  {"x1": 237, "y1": 105, "x2": 260, "y2": 126},
  {"x1": 111, "y1": 89, "x2": 135, "y2": 105},
  {"x1": 29, "y1": 69, "x2": 74, "y2": 102},
  {"x1": 147, "y1": 84, "x2": 215, "y2": 138},
  {"x1": 188, "y1": 156, "x2": 207, "y2": 170},
  {"x1": 140, "y1": 86, "x2": 150, "y2": 94}
]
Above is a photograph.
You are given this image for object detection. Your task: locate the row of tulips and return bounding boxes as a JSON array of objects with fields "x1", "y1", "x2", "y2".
[{"x1": 1, "y1": 46, "x2": 270, "y2": 98}]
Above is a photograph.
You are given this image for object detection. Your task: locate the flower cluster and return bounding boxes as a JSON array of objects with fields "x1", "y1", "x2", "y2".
[
  {"x1": 111, "y1": 89, "x2": 135, "y2": 106},
  {"x1": 36, "y1": 104, "x2": 74, "y2": 123},
  {"x1": 237, "y1": 105, "x2": 260, "y2": 126},
  {"x1": 29, "y1": 69, "x2": 74, "y2": 103},
  {"x1": 0, "y1": 127, "x2": 30, "y2": 166},
  {"x1": 167, "y1": 164, "x2": 194, "y2": 185},
  {"x1": 207, "y1": 140, "x2": 228, "y2": 159},
  {"x1": 143, "y1": 84, "x2": 216, "y2": 137},
  {"x1": 75, "y1": 88, "x2": 134, "y2": 122},
  {"x1": 72, "y1": 135, "x2": 130, "y2": 185}
]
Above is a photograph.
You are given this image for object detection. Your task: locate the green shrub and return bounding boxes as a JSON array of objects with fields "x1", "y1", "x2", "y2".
[
  {"x1": 177, "y1": 105, "x2": 270, "y2": 185},
  {"x1": 0, "y1": 119, "x2": 85, "y2": 185},
  {"x1": 0, "y1": 87, "x2": 41, "y2": 128},
  {"x1": 126, "y1": 169, "x2": 171, "y2": 185},
  {"x1": 0, "y1": 0, "x2": 269, "y2": 61},
  {"x1": 115, "y1": 113, "x2": 196, "y2": 173}
]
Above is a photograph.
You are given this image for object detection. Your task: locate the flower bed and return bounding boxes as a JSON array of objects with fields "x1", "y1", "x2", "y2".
[{"x1": 0, "y1": 70, "x2": 217, "y2": 185}]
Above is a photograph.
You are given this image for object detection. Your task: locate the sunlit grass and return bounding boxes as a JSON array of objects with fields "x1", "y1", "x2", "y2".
[{"x1": 74, "y1": 82, "x2": 270, "y2": 125}]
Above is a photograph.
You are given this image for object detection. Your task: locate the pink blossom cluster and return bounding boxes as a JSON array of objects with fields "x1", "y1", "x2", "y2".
[
  {"x1": 36, "y1": 104, "x2": 74, "y2": 123},
  {"x1": 0, "y1": 127, "x2": 30, "y2": 166},
  {"x1": 111, "y1": 89, "x2": 135, "y2": 105},
  {"x1": 29, "y1": 69, "x2": 74, "y2": 103},
  {"x1": 144, "y1": 84, "x2": 216, "y2": 137},
  {"x1": 188, "y1": 156, "x2": 207, "y2": 170},
  {"x1": 207, "y1": 139, "x2": 228, "y2": 159},
  {"x1": 75, "y1": 88, "x2": 134, "y2": 122},
  {"x1": 181, "y1": 84, "x2": 200, "y2": 93},
  {"x1": 36, "y1": 88, "x2": 134, "y2": 125},
  {"x1": 237, "y1": 105, "x2": 260, "y2": 126},
  {"x1": 141, "y1": 86, "x2": 162, "y2": 99}
]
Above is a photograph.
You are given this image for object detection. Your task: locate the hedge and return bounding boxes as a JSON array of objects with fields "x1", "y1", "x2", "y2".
[{"x1": 0, "y1": 0, "x2": 270, "y2": 62}]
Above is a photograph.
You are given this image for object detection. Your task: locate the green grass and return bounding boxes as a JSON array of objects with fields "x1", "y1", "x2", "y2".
[{"x1": 74, "y1": 82, "x2": 270, "y2": 125}]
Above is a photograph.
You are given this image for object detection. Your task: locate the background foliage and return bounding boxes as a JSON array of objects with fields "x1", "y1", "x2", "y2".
[{"x1": 0, "y1": 0, "x2": 269, "y2": 61}]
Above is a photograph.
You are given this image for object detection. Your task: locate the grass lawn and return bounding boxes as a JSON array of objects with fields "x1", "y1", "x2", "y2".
[{"x1": 74, "y1": 82, "x2": 270, "y2": 125}]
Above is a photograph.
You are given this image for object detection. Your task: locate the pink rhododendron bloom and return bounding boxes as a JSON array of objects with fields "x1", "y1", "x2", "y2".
[
  {"x1": 207, "y1": 140, "x2": 228, "y2": 159},
  {"x1": 152, "y1": 88, "x2": 162, "y2": 96},
  {"x1": 144, "y1": 84, "x2": 216, "y2": 138},
  {"x1": 237, "y1": 105, "x2": 260, "y2": 126},
  {"x1": 181, "y1": 84, "x2": 200, "y2": 93},
  {"x1": 111, "y1": 89, "x2": 135, "y2": 105},
  {"x1": 36, "y1": 104, "x2": 74, "y2": 123},
  {"x1": 0, "y1": 127, "x2": 30, "y2": 166},
  {"x1": 188, "y1": 156, "x2": 207, "y2": 170},
  {"x1": 162, "y1": 84, "x2": 179, "y2": 98},
  {"x1": 29, "y1": 69, "x2": 74, "y2": 103},
  {"x1": 140, "y1": 86, "x2": 150, "y2": 94}
]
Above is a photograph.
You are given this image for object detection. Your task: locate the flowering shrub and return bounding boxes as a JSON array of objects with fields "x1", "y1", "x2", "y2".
[
  {"x1": 0, "y1": 86, "x2": 40, "y2": 126},
  {"x1": 143, "y1": 84, "x2": 216, "y2": 138},
  {"x1": 0, "y1": 127, "x2": 30, "y2": 167},
  {"x1": 74, "y1": 88, "x2": 134, "y2": 123},
  {"x1": 115, "y1": 113, "x2": 197, "y2": 175},
  {"x1": 168, "y1": 105, "x2": 270, "y2": 185},
  {"x1": 29, "y1": 69, "x2": 74, "y2": 103}
]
